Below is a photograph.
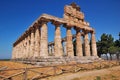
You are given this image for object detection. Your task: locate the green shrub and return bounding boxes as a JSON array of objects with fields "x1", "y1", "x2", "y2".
[{"x1": 94, "y1": 76, "x2": 101, "y2": 80}]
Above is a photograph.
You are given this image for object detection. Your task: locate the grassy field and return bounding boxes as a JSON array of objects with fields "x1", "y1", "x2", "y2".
[{"x1": 0, "y1": 61, "x2": 120, "y2": 80}]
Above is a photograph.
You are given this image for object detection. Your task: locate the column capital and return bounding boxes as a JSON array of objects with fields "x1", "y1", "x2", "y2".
[
  {"x1": 33, "y1": 23, "x2": 41, "y2": 29},
  {"x1": 24, "y1": 33, "x2": 28, "y2": 38},
  {"x1": 52, "y1": 21, "x2": 61, "y2": 27},
  {"x1": 66, "y1": 26, "x2": 72, "y2": 29},
  {"x1": 40, "y1": 18, "x2": 49, "y2": 25},
  {"x1": 29, "y1": 27, "x2": 35, "y2": 33},
  {"x1": 91, "y1": 30, "x2": 96, "y2": 34},
  {"x1": 83, "y1": 30, "x2": 90, "y2": 34},
  {"x1": 25, "y1": 30, "x2": 30, "y2": 35},
  {"x1": 74, "y1": 26, "x2": 81, "y2": 31},
  {"x1": 64, "y1": 23, "x2": 73, "y2": 29},
  {"x1": 76, "y1": 28, "x2": 81, "y2": 32}
]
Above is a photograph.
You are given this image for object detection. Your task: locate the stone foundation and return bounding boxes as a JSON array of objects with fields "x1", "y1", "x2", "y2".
[
  {"x1": 12, "y1": 3, "x2": 99, "y2": 66},
  {"x1": 12, "y1": 56, "x2": 100, "y2": 66}
]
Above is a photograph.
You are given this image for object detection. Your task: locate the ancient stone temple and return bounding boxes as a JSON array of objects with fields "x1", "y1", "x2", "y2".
[{"x1": 12, "y1": 3, "x2": 99, "y2": 65}]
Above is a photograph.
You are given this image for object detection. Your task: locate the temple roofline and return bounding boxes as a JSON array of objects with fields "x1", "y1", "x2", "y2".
[{"x1": 13, "y1": 13, "x2": 94, "y2": 46}]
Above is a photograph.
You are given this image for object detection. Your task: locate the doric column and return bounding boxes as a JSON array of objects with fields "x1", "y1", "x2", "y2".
[
  {"x1": 12, "y1": 47, "x2": 14, "y2": 59},
  {"x1": 17, "y1": 44, "x2": 19, "y2": 58},
  {"x1": 18, "y1": 43, "x2": 20, "y2": 58},
  {"x1": 66, "y1": 27, "x2": 74, "y2": 57},
  {"x1": 18, "y1": 43, "x2": 20, "y2": 59},
  {"x1": 27, "y1": 35, "x2": 30, "y2": 58},
  {"x1": 91, "y1": 31, "x2": 97, "y2": 56},
  {"x1": 15, "y1": 46, "x2": 17, "y2": 59},
  {"x1": 14, "y1": 45, "x2": 17, "y2": 59},
  {"x1": 24, "y1": 37, "x2": 27, "y2": 59},
  {"x1": 22, "y1": 40, "x2": 25, "y2": 59},
  {"x1": 21, "y1": 40, "x2": 23, "y2": 59},
  {"x1": 21, "y1": 39, "x2": 25, "y2": 58},
  {"x1": 26, "y1": 35, "x2": 29, "y2": 58},
  {"x1": 40, "y1": 20, "x2": 48, "y2": 58},
  {"x1": 51, "y1": 44, "x2": 54, "y2": 55},
  {"x1": 18, "y1": 44, "x2": 20, "y2": 58},
  {"x1": 34, "y1": 25, "x2": 40, "y2": 58},
  {"x1": 14, "y1": 46, "x2": 16, "y2": 59},
  {"x1": 48, "y1": 45, "x2": 52, "y2": 56},
  {"x1": 17, "y1": 45, "x2": 19, "y2": 59},
  {"x1": 63, "y1": 41, "x2": 67, "y2": 56},
  {"x1": 53, "y1": 22, "x2": 63, "y2": 57},
  {"x1": 28, "y1": 34, "x2": 31, "y2": 58},
  {"x1": 26, "y1": 32, "x2": 29, "y2": 58},
  {"x1": 15, "y1": 45, "x2": 17, "y2": 59},
  {"x1": 84, "y1": 31, "x2": 90, "y2": 56},
  {"x1": 76, "y1": 29, "x2": 83, "y2": 57},
  {"x1": 15, "y1": 46, "x2": 18, "y2": 59},
  {"x1": 20, "y1": 40, "x2": 23, "y2": 59},
  {"x1": 19, "y1": 42, "x2": 22, "y2": 59},
  {"x1": 30, "y1": 27, "x2": 35, "y2": 58},
  {"x1": 48, "y1": 45, "x2": 50, "y2": 54}
]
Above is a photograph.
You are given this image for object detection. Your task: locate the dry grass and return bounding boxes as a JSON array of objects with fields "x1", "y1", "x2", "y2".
[
  {"x1": 0, "y1": 61, "x2": 33, "y2": 79},
  {"x1": 71, "y1": 68, "x2": 120, "y2": 80},
  {"x1": 0, "y1": 60, "x2": 120, "y2": 80}
]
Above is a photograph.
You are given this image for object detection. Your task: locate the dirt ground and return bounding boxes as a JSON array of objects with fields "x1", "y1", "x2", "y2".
[
  {"x1": 44, "y1": 66, "x2": 120, "y2": 80},
  {"x1": 0, "y1": 61, "x2": 120, "y2": 80}
]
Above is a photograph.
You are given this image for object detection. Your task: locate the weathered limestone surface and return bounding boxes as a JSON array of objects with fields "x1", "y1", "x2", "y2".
[
  {"x1": 76, "y1": 29, "x2": 83, "y2": 57},
  {"x1": 40, "y1": 14, "x2": 65, "y2": 24},
  {"x1": 48, "y1": 46, "x2": 52, "y2": 55},
  {"x1": 40, "y1": 21, "x2": 48, "y2": 58},
  {"x1": 66, "y1": 27, "x2": 74, "y2": 57},
  {"x1": 54, "y1": 22, "x2": 63, "y2": 57},
  {"x1": 51, "y1": 45, "x2": 54, "y2": 55},
  {"x1": 84, "y1": 32, "x2": 90, "y2": 56},
  {"x1": 26, "y1": 35, "x2": 29, "y2": 58},
  {"x1": 18, "y1": 41, "x2": 21, "y2": 58},
  {"x1": 63, "y1": 41, "x2": 67, "y2": 56},
  {"x1": 34, "y1": 26, "x2": 40, "y2": 58},
  {"x1": 30, "y1": 29, "x2": 35, "y2": 58},
  {"x1": 23, "y1": 37, "x2": 27, "y2": 58},
  {"x1": 12, "y1": 47, "x2": 15, "y2": 59},
  {"x1": 12, "y1": 3, "x2": 99, "y2": 65},
  {"x1": 91, "y1": 32, "x2": 97, "y2": 56},
  {"x1": 27, "y1": 35, "x2": 30, "y2": 58},
  {"x1": 19, "y1": 43, "x2": 24, "y2": 58}
]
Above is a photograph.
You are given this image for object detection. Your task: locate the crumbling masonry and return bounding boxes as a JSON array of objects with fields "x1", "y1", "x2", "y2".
[{"x1": 12, "y1": 3, "x2": 99, "y2": 65}]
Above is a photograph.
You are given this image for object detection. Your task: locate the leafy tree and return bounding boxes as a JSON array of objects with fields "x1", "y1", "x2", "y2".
[
  {"x1": 97, "y1": 33, "x2": 114, "y2": 59},
  {"x1": 113, "y1": 32, "x2": 120, "y2": 60},
  {"x1": 119, "y1": 32, "x2": 120, "y2": 40},
  {"x1": 107, "y1": 34, "x2": 114, "y2": 47},
  {"x1": 116, "y1": 47, "x2": 120, "y2": 60},
  {"x1": 115, "y1": 40, "x2": 120, "y2": 47},
  {"x1": 97, "y1": 32, "x2": 120, "y2": 60},
  {"x1": 97, "y1": 40, "x2": 107, "y2": 57},
  {"x1": 108, "y1": 46, "x2": 118, "y2": 60}
]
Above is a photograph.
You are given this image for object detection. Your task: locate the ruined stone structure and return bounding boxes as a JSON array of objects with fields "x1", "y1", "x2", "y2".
[{"x1": 12, "y1": 3, "x2": 98, "y2": 65}]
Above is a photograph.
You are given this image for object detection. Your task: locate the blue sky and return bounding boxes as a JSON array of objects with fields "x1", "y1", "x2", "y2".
[{"x1": 0, "y1": 0, "x2": 120, "y2": 59}]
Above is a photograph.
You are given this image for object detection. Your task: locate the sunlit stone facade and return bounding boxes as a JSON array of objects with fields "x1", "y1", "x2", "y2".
[{"x1": 12, "y1": 3, "x2": 98, "y2": 64}]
